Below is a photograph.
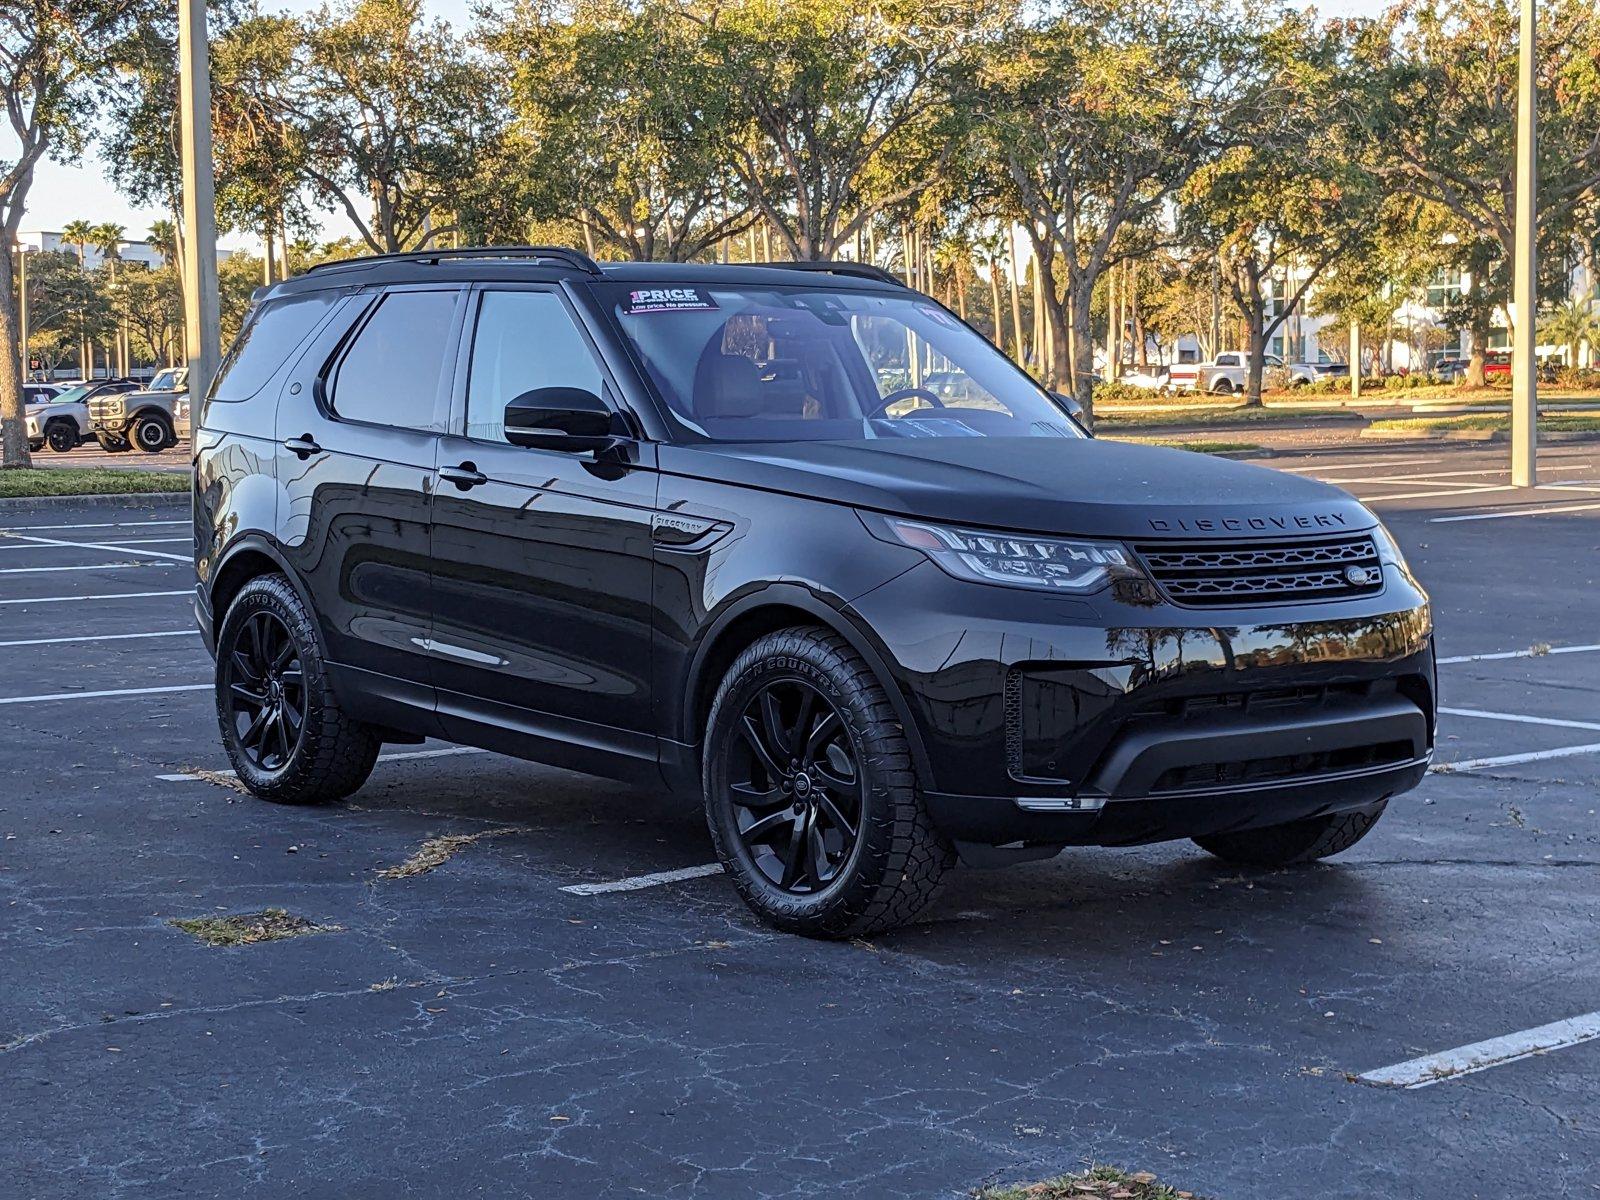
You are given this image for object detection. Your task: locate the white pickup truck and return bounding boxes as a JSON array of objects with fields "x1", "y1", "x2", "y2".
[{"x1": 1168, "y1": 352, "x2": 1348, "y2": 395}]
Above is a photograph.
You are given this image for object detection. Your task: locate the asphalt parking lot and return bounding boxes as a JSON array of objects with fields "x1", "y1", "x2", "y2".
[{"x1": 3, "y1": 440, "x2": 1597, "y2": 1199}]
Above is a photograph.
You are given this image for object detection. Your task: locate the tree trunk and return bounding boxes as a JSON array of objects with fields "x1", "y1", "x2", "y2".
[
  {"x1": 1350, "y1": 323, "x2": 1362, "y2": 400},
  {"x1": 987, "y1": 266, "x2": 1003, "y2": 351},
  {"x1": 1007, "y1": 227, "x2": 1025, "y2": 366},
  {"x1": 1466, "y1": 308, "x2": 1491, "y2": 388},
  {"x1": 1243, "y1": 300, "x2": 1267, "y2": 407},
  {"x1": 0, "y1": 243, "x2": 33, "y2": 468}
]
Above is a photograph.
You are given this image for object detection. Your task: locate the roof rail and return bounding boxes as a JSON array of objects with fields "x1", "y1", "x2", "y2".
[
  {"x1": 305, "y1": 245, "x2": 602, "y2": 276},
  {"x1": 749, "y1": 261, "x2": 908, "y2": 287}
]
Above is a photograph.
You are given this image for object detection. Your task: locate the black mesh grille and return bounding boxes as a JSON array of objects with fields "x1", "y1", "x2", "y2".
[{"x1": 1135, "y1": 535, "x2": 1383, "y2": 607}]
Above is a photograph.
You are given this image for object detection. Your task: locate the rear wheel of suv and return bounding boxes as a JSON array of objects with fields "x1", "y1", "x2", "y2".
[
  {"x1": 132, "y1": 412, "x2": 174, "y2": 453},
  {"x1": 45, "y1": 420, "x2": 78, "y2": 453},
  {"x1": 703, "y1": 627, "x2": 954, "y2": 938},
  {"x1": 1191, "y1": 804, "x2": 1386, "y2": 866},
  {"x1": 215, "y1": 574, "x2": 380, "y2": 804}
]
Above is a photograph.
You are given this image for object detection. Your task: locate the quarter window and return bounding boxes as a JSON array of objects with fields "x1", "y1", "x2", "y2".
[
  {"x1": 465, "y1": 291, "x2": 606, "y2": 443},
  {"x1": 328, "y1": 290, "x2": 457, "y2": 430},
  {"x1": 212, "y1": 291, "x2": 342, "y2": 403}
]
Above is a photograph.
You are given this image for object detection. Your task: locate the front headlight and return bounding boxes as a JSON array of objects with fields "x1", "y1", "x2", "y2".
[
  {"x1": 174, "y1": 400, "x2": 190, "y2": 421},
  {"x1": 876, "y1": 517, "x2": 1140, "y2": 593},
  {"x1": 26, "y1": 417, "x2": 38, "y2": 436}
]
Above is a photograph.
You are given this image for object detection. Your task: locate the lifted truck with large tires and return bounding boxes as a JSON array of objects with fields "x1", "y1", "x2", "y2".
[{"x1": 88, "y1": 366, "x2": 188, "y2": 453}]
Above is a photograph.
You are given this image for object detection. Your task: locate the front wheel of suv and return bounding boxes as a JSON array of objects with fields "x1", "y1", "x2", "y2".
[
  {"x1": 215, "y1": 573, "x2": 380, "y2": 804},
  {"x1": 703, "y1": 627, "x2": 954, "y2": 938},
  {"x1": 45, "y1": 420, "x2": 78, "y2": 453},
  {"x1": 1191, "y1": 804, "x2": 1386, "y2": 866}
]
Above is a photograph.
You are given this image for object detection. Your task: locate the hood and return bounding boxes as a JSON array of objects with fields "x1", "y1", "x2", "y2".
[{"x1": 658, "y1": 437, "x2": 1374, "y2": 541}]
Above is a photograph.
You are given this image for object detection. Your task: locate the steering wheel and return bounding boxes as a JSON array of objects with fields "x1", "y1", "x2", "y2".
[{"x1": 865, "y1": 387, "x2": 947, "y2": 421}]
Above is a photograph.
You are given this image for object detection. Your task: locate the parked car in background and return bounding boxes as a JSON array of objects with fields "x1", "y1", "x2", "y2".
[
  {"x1": 88, "y1": 367, "x2": 188, "y2": 453},
  {"x1": 1168, "y1": 351, "x2": 1276, "y2": 395},
  {"x1": 1115, "y1": 366, "x2": 1171, "y2": 392},
  {"x1": 1286, "y1": 356, "x2": 1350, "y2": 386},
  {"x1": 1484, "y1": 350, "x2": 1512, "y2": 381},
  {"x1": 24, "y1": 379, "x2": 139, "y2": 453}
]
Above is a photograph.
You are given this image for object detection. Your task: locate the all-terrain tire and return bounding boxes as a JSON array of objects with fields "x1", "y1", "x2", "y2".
[
  {"x1": 1192, "y1": 803, "x2": 1386, "y2": 866},
  {"x1": 45, "y1": 420, "x2": 78, "y2": 453},
  {"x1": 215, "y1": 573, "x2": 381, "y2": 804},
  {"x1": 132, "y1": 412, "x2": 174, "y2": 453},
  {"x1": 96, "y1": 433, "x2": 131, "y2": 454},
  {"x1": 703, "y1": 626, "x2": 954, "y2": 938}
]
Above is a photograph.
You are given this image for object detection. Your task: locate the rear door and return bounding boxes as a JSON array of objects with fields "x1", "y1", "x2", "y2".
[
  {"x1": 274, "y1": 284, "x2": 465, "y2": 725},
  {"x1": 426, "y1": 284, "x2": 660, "y2": 782}
]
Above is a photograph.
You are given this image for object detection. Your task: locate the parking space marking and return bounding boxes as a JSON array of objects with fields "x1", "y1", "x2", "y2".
[
  {"x1": 1434, "y1": 742, "x2": 1600, "y2": 773},
  {"x1": 1358, "y1": 484, "x2": 1516, "y2": 502},
  {"x1": 559, "y1": 862, "x2": 725, "y2": 895},
  {"x1": 0, "y1": 683, "x2": 209, "y2": 706},
  {"x1": 0, "y1": 519, "x2": 186, "y2": 532},
  {"x1": 1438, "y1": 643, "x2": 1600, "y2": 665},
  {"x1": 155, "y1": 744, "x2": 486, "y2": 783},
  {"x1": 0, "y1": 537, "x2": 189, "y2": 552},
  {"x1": 0, "y1": 533, "x2": 191, "y2": 561},
  {"x1": 0, "y1": 561, "x2": 178, "y2": 576},
  {"x1": 1433, "y1": 500, "x2": 1600, "y2": 523},
  {"x1": 1358, "y1": 1011, "x2": 1600, "y2": 1089},
  {"x1": 0, "y1": 629, "x2": 198, "y2": 648},
  {"x1": 1439, "y1": 706, "x2": 1600, "y2": 733},
  {"x1": 0, "y1": 589, "x2": 189, "y2": 606}
]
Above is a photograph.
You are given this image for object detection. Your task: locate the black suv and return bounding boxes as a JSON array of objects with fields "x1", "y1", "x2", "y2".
[{"x1": 194, "y1": 247, "x2": 1434, "y2": 937}]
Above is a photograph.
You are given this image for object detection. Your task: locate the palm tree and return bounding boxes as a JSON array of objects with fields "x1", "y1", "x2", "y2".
[
  {"x1": 1540, "y1": 298, "x2": 1600, "y2": 371},
  {"x1": 91, "y1": 224, "x2": 128, "y2": 375},
  {"x1": 147, "y1": 220, "x2": 178, "y2": 268},
  {"x1": 59, "y1": 220, "x2": 95, "y2": 376}
]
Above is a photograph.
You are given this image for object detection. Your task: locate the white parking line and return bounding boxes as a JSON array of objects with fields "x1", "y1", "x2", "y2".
[
  {"x1": 1433, "y1": 742, "x2": 1600, "y2": 773},
  {"x1": 0, "y1": 561, "x2": 177, "y2": 576},
  {"x1": 0, "y1": 533, "x2": 190, "y2": 561},
  {"x1": 155, "y1": 744, "x2": 487, "y2": 783},
  {"x1": 0, "y1": 589, "x2": 189, "y2": 606},
  {"x1": 0, "y1": 683, "x2": 209, "y2": 706},
  {"x1": 0, "y1": 629, "x2": 198, "y2": 648},
  {"x1": 1358, "y1": 1011, "x2": 1600, "y2": 1089},
  {"x1": 0, "y1": 519, "x2": 186, "y2": 532},
  {"x1": 1358, "y1": 484, "x2": 1516, "y2": 502},
  {"x1": 1438, "y1": 643, "x2": 1600, "y2": 665},
  {"x1": 1439, "y1": 706, "x2": 1600, "y2": 733},
  {"x1": 1433, "y1": 500, "x2": 1600, "y2": 523},
  {"x1": 559, "y1": 862, "x2": 725, "y2": 895}
]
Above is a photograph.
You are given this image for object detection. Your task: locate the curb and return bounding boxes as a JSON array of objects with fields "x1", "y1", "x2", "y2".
[{"x1": 0, "y1": 491, "x2": 188, "y2": 508}]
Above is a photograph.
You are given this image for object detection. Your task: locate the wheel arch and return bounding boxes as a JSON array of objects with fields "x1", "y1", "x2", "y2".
[
  {"x1": 209, "y1": 537, "x2": 316, "y2": 631},
  {"x1": 681, "y1": 584, "x2": 933, "y2": 784}
]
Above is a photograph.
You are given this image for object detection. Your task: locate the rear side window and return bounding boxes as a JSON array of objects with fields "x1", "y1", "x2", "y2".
[
  {"x1": 327, "y1": 289, "x2": 457, "y2": 431},
  {"x1": 211, "y1": 291, "x2": 341, "y2": 403}
]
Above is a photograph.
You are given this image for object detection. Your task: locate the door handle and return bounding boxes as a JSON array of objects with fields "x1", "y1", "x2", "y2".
[
  {"x1": 283, "y1": 435, "x2": 322, "y2": 459},
  {"x1": 438, "y1": 462, "x2": 488, "y2": 490}
]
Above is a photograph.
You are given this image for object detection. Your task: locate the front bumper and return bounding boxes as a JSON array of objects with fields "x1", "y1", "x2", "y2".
[{"x1": 846, "y1": 559, "x2": 1434, "y2": 850}]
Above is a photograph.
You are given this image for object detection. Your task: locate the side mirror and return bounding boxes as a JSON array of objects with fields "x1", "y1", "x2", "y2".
[
  {"x1": 1051, "y1": 390, "x2": 1088, "y2": 428},
  {"x1": 503, "y1": 387, "x2": 616, "y2": 452}
]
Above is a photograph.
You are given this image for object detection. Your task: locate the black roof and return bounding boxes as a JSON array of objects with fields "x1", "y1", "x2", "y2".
[{"x1": 266, "y1": 246, "x2": 907, "y2": 299}]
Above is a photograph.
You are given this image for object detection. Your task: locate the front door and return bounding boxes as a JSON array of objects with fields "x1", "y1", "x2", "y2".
[
  {"x1": 427, "y1": 285, "x2": 660, "y2": 783},
  {"x1": 275, "y1": 285, "x2": 464, "y2": 726}
]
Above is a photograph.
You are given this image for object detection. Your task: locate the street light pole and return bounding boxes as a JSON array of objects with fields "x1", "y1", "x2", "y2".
[
  {"x1": 1510, "y1": 0, "x2": 1538, "y2": 487},
  {"x1": 16, "y1": 245, "x2": 28, "y2": 381},
  {"x1": 178, "y1": 0, "x2": 221, "y2": 412}
]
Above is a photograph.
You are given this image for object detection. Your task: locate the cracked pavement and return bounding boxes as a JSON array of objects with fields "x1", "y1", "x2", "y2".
[{"x1": 2, "y1": 445, "x2": 1598, "y2": 1199}]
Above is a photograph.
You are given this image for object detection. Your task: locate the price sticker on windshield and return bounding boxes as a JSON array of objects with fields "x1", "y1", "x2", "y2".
[{"x1": 624, "y1": 287, "x2": 719, "y2": 314}]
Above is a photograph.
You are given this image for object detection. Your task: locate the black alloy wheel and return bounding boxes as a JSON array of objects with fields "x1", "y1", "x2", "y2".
[
  {"x1": 728, "y1": 679, "x2": 863, "y2": 894},
  {"x1": 221, "y1": 610, "x2": 305, "y2": 773},
  {"x1": 45, "y1": 421, "x2": 77, "y2": 453}
]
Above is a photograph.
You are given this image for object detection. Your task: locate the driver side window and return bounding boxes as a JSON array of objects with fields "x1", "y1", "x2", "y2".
[{"x1": 465, "y1": 290, "x2": 606, "y2": 443}]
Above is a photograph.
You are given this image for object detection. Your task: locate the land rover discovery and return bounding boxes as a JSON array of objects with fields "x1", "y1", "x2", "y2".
[{"x1": 194, "y1": 247, "x2": 1435, "y2": 937}]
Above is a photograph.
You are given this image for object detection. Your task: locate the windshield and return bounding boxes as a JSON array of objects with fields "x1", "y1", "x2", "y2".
[
  {"x1": 51, "y1": 385, "x2": 91, "y2": 404},
  {"x1": 603, "y1": 283, "x2": 1082, "y2": 443},
  {"x1": 148, "y1": 368, "x2": 182, "y2": 391}
]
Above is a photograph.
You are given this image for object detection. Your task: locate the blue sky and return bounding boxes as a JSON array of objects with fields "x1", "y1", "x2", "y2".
[{"x1": 17, "y1": 0, "x2": 1395, "y2": 250}]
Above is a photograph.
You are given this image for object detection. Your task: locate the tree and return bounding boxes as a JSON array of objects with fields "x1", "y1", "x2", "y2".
[
  {"x1": 147, "y1": 219, "x2": 178, "y2": 268},
  {"x1": 1180, "y1": 11, "x2": 1379, "y2": 404},
  {"x1": 1350, "y1": 0, "x2": 1600, "y2": 383},
  {"x1": 975, "y1": 0, "x2": 1264, "y2": 415},
  {"x1": 694, "y1": 0, "x2": 992, "y2": 261},
  {"x1": 59, "y1": 218, "x2": 96, "y2": 377},
  {"x1": 291, "y1": 0, "x2": 499, "y2": 253},
  {"x1": 480, "y1": 0, "x2": 751, "y2": 261}
]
